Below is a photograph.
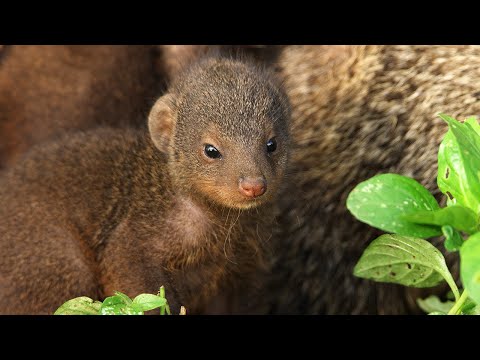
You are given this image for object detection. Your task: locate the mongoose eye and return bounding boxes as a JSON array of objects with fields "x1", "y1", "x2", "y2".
[
  {"x1": 204, "y1": 144, "x2": 222, "y2": 159},
  {"x1": 266, "y1": 137, "x2": 277, "y2": 153}
]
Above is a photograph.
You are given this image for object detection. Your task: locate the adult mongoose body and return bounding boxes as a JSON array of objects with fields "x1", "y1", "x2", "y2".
[{"x1": 267, "y1": 45, "x2": 479, "y2": 314}]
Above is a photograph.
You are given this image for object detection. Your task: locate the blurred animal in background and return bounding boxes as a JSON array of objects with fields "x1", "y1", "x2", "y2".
[{"x1": 0, "y1": 45, "x2": 162, "y2": 169}]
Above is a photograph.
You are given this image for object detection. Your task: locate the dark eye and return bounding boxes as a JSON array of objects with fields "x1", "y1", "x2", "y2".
[
  {"x1": 266, "y1": 137, "x2": 277, "y2": 153},
  {"x1": 204, "y1": 144, "x2": 222, "y2": 159}
]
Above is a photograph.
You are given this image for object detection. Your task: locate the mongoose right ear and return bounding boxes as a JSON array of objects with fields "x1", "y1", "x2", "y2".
[{"x1": 148, "y1": 94, "x2": 176, "y2": 152}]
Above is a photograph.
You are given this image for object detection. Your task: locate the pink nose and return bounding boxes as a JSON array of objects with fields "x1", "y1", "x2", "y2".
[{"x1": 239, "y1": 177, "x2": 267, "y2": 198}]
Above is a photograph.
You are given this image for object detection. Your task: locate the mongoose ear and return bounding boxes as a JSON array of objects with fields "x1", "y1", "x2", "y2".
[{"x1": 148, "y1": 94, "x2": 176, "y2": 152}]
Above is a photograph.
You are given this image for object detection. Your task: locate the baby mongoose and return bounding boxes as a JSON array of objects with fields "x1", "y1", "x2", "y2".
[{"x1": 0, "y1": 56, "x2": 290, "y2": 314}]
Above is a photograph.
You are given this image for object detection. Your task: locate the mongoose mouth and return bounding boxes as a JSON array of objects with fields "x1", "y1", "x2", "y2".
[
  {"x1": 198, "y1": 179, "x2": 271, "y2": 210},
  {"x1": 223, "y1": 178, "x2": 269, "y2": 209},
  {"x1": 230, "y1": 193, "x2": 270, "y2": 210}
]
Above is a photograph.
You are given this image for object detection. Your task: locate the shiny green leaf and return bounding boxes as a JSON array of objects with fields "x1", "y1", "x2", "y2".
[
  {"x1": 403, "y1": 205, "x2": 477, "y2": 234},
  {"x1": 442, "y1": 225, "x2": 465, "y2": 252},
  {"x1": 99, "y1": 295, "x2": 143, "y2": 315},
  {"x1": 132, "y1": 294, "x2": 167, "y2": 312},
  {"x1": 114, "y1": 291, "x2": 132, "y2": 304},
  {"x1": 437, "y1": 114, "x2": 480, "y2": 213},
  {"x1": 460, "y1": 233, "x2": 480, "y2": 305},
  {"x1": 347, "y1": 174, "x2": 441, "y2": 238}
]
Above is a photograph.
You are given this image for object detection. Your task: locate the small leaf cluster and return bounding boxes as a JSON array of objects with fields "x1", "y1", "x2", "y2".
[{"x1": 54, "y1": 286, "x2": 185, "y2": 315}]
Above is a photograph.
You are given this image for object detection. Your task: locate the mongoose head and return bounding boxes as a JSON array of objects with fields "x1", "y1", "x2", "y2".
[{"x1": 148, "y1": 57, "x2": 290, "y2": 210}]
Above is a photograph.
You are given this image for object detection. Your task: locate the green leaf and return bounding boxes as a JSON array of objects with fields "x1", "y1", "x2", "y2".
[
  {"x1": 460, "y1": 233, "x2": 480, "y2": 305},
  {"x1": 132, "y1": 294, "x2": 167, "y2": 312},
  {"x1": 462, "y1": 306, "x2": 480, "y2": 315},
  {"x1": 54, "y1": 297, "x2": 102, "y2": 315},
  {"x1": 403, "y1": 205, "x2": 477, "y2": 234},
  {"x1": 466, "y1": 116, "x2": 480, "y2": 137},
  {"x1": 459, "y1": 297, "x2": 480, "y2": 315},
  {"x1": 99, "y1": 295, "x2": 143, "y2": 315},
  {"x1": 428, "y1": 311, "x2": 447, "y2": 315},
  {"x1": 354, "y1": 234, "x2": 459, "y2": 299},
  {"x1": 437, "y1": 114, "x2": 480, "y2": 213},
  {"x1": 417, "y1": 295, "x2": 454, "y2": 314},
  {"x1": 347, "y1": 174, "x2": 441, "y2": 238},
  {"x1": 442, "y1": 225, "x2": 465, "y2": 252},
  {"x1": 114, "y1": 291, "x2": 132, "y2": 304}
]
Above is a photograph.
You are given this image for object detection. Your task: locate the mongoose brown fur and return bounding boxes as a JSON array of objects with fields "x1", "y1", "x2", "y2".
[
  {"x1": 156, "y1": 45, "x2": 282, "y2": 84},
  {"x1": 0, "y1": 56, "x2": 290, "y2": 314},
  {"x1": 151, "y1": 45, "x2": 472, "y2": 314},
  {"x1": 263, "y1": 45, "x2": 480, "y2": 314},
  {"x1": 0, "y1": 45, "x2": 161, "y2": 169}
]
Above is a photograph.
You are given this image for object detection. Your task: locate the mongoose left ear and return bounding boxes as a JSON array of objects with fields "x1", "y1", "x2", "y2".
[{"x1": 148, "y1": 94, "x2": 176, "y2": 153}]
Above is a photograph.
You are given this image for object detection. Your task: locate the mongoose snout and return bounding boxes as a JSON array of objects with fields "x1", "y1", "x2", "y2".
[{"x1": 238, "y1": 176, "x2": 267, "y2": 198}]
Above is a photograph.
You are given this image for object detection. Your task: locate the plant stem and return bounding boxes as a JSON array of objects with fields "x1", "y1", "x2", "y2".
[
  {"x1": 165, "y1": 301, "x2": 171, "y2": 315},
  {"x1": 447, "y1": 290, "x2": 469, "y2": 315},
  {"x1": 159, "y1": 286, "x2": 166, "y2": 315},
  {"x1": 443, "y1": 274, "x2": 460, "y2": 301}
]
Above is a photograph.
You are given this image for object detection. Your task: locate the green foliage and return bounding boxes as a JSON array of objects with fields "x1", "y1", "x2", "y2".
[
  {"x1": 347, "y1": 114, "x2": 480, "y2": 315},
  {"x1": 346, "y1": 174, "x2": 441, "y2": 238},
  {"x1": 54, "y1": 297, "x2": 102, "y2": 315},
  {"x1": 354, "y1": 234, "x2": 458, "y2": 298},
  {"x1": 99, "y1": 293, "x2": 143, "y2": 315},
  {"x1": 442, "y1": 225, "x2": 464, "y2": 252},
  {"x1": 131, "y1": 294, "x2": 167, "y2": 312},
  {"x1": 54, "y1": 286, "x2": 181, "y2": 315},
  {"x1": 460, "y1": 233, "x2": 480, "y2": 305},
  {"x1": 437, "y1": 114, "x2": 480, "y2": 213},
  {"x1": 403, "y1": 206, "x2": 478, "y2": 234},
  {"x1": 459, "y1": 298, "x2": 480, "y2": 315},
  {"x1": 417, "y1": 295, "x2": 454, "y2": 314}
]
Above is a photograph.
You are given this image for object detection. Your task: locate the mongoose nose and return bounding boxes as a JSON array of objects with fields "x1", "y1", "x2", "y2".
[{"x1": 238, "y1": 177, "x2": 267, "y2": 198}]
